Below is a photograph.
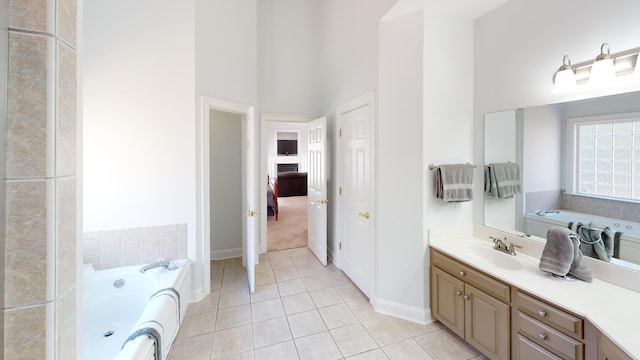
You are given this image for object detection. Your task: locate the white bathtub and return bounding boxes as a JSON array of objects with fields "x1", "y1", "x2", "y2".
[
  {"x1": 524, "y1": 210, "x2": 640, "y2": 268},
  {"x1": 83, "y1": 259, "x2": 191, "y2": 360}
]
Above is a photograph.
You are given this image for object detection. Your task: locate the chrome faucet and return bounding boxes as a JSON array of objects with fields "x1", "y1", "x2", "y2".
[
  {"x1": 139, "y1": 260, "x2": 175, "y2": 273},
  {"x1": 489, "y1": 236, "x2": 522, "y2": 256}
]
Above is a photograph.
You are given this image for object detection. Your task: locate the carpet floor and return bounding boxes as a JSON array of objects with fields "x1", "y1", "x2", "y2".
[{"x1": 267, "y1": 195, "x2": 308, "y2": 251}]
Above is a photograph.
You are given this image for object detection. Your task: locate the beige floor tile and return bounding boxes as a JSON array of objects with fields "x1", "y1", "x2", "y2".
[
  {"x1": 251, "y1": 283, "x2": 280, "y2": 303},
  {"x1": 362, "y1": 316, "x2": 411, "y2": 346},
  {"x1": 287, "y1": 309, "x2": 327, "y2": 338},
  {"x1": 276, "y1": 278, "x2": 307, "y2": 297},
  {"x1": 291, "y1": 254, "x2": 318, "y2": 267},
  {"x1": 309, "y1": 287, "x2": 344, "y2": 308},
  {"x1": 168, "y1": 333, "x2": 213, "y2": 360},
  {"x1": 268, "y1": 250, "x2": 290, "y2": 261},
  {"x1": 382, "y1": 338, "x2": 433, "y2": 360},
  {"x1": 253, "y1": 340, "x2": 298, "y2": 360},
  {"x1": 346, "y1": 348, "x2": 389, "y2": 360},
  {"x1": 251, "y1": 298, "x2": 285, "y2": 323},
  {"x1": 330, "y1": 323, "x2": 379, "y2": 358},
  {"x1": 294, "y1": 331, "x2": 342, "y2": 360},
  {"x1": 335, "y1": 283, "x2": 367, "y2": 303},
  {"x1": 282, "y1": 293, "x2": 315, "y2": 315},
  {"x1": 224, "y1": 264, "x2": 247, "y2": 276},
  {"x1": 211, "y1": 324, "x2": 254, "y2": 359},
  {"x1": 274, "y1": 267, "x2": 301, "y2": 282},
  {"x1": 255, "y1": 271, "x2": 276, "y2": 286},
  {"x1": 318, "y1": 303, "x2": 359, "y2": 329},
  {"x1": 217, "y1": 350, "x2": 255, "y2": 359},
  {"x1": 178, "y1": 311, "x2": 216, "y2": 338},
  {"x1": 216, "y1": 305, "x2": 252, "y2": 330},
  {"x1": 219, "y1": 288, "x2": 250, "y2": 309},
  {"x1": 222, "y1": 274, "x2": 249, "y2": 292},
  {"x1": 211, "y1": 278, "x2": 223, "y2": 292},
  {"x1": 347, "y1": 300, "x2": 383, "y2": 322},
  {"x1": 258, "y1": 253, "x2": 269, "y2": 263},
  {"x1": 287, "y1": 247, "x2": 311, "y2": 257},
  {"x1": 270, "y1": 258, "x2": 295, "y2": 270},
  {"x1": 414, "y1": 329, "x2": 476, "y2": 360},
  {"x1": 295, "y1": 263, "x2": 324, "y2": 277},
  {"x1": 396, "y1": 319, "x2": 443, "y2": 337},
  {"x1": 301, "y1": 274, "x2": 332, "y2": 291},
  {"x1": 252, "y1": 316, "x2": 293, "y2": 348},
  {"x1": 325, "y1": 271, "x2": 352, "y2": 287},
  {"x1": 255, "y1": 261, "x2": 273, "y2": 273},
  {"x1": 187, "y1": 291, "x2": 220, "y2": 315}
]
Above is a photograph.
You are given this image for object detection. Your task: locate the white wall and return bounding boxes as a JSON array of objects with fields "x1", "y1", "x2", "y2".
[
  {"x1": 83, "y1": 0, "x2": 196, "y2": 232},
  {"x1": 474, "y1": 0, "x2": 640, "y2": 224},
  {"x1": 376, "y1": 4, "x2": 475, "y2": 322},
  {"x1": 210, "y1": 110, "x2": 243, "y2": 258},
  {"x1": 522, "y1": 105, "x2": 563, "y2": 193},
  {"x1": 258, "y1": 0, "x2": 321, "y2": 116}
]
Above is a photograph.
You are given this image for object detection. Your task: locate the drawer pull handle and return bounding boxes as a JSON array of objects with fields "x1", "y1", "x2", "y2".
[
  {"x1": 459, "y1": 271, "x2": 465, "y2": 276},
  {"x1": 455, "y1": 291, "x2": 462, "y2": 296},
  {"x1": 538, "y1": 334, "x2": 548, "y2": 341},
  {"x1": 538, "y1": 310, "x2": 547, "y2": 317},
  {"x1": 463, "y1": 295, "x2": 470, "y2": 300}
]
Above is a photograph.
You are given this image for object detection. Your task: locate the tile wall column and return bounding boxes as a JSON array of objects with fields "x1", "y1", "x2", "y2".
[{"x1": 4, "y1": 0, "x2": 78, "y2": 359}]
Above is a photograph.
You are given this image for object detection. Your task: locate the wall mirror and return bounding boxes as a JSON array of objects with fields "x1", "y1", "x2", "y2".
[{"x1": 484, "y1": 90, "x2": 640, "y2": 271}]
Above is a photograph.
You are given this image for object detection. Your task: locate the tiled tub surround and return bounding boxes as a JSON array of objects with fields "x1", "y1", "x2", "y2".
[
  {"x1": 83, "y1": 224, "x2": 188, "y2": 270},
  {"x1": 5, "y1": 0, "x2": 78, "y2": 359},
  {"x1": 526, "y1": 191, "x2": 640, "y2": 222}
]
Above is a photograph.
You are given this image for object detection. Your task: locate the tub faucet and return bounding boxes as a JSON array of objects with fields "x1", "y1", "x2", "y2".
[{"x1": 139, "y1": 260, "x2": 176, "y2": 273}]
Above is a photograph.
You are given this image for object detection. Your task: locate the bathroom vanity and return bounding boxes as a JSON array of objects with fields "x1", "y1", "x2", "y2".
[{"x1": 429, "y1": 227, "x2": 638, "y2": 360}]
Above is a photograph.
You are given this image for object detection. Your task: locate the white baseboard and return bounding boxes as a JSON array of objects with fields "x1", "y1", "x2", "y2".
[
  {"x1": 371, "y1": 297, "x2": 433, "y2": 325},
  {"x1": 211, "y1": 248, "x2": 242, "y2": 260}
]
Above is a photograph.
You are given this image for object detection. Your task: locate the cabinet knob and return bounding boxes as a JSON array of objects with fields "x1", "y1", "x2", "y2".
[
  {"x1": 455, "y1": 291, "x2": 462, "y2": 296},
  {"x1": 463, "y1": 295, "x2": 470, "y2": 300},
  {"x1": 459, "y1": 271, "x2": 465, "y2": 276},
  {"x1": 538, "y1": 310, "x2": 547, "y2": 317},
  {"x1": 538, "y1": 333, "x2": 548, "y2": 341}
]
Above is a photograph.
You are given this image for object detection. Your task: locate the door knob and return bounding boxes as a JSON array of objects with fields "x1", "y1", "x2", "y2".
[
  {"x1": 244, "y1": 210, "x2": 257, "y2": 217},
  {"x1": 319, "y1": 199, "x2": 328, "y2": 204},
  {"x1": 358, "y1": 212, "x2": 370, "y2": 219}
]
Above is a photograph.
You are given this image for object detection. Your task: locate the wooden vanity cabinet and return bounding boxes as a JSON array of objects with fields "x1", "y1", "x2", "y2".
[
  {"x1": 431, "y1": 250, "x2": 511, "y2": 360},
  {"x1": 598, "y1": 333, "x2": 633, "y2": 360}
]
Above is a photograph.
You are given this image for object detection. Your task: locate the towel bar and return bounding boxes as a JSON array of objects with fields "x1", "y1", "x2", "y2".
[{"x1": 428, "y1": 162, "x2": 476, "y2": 170}]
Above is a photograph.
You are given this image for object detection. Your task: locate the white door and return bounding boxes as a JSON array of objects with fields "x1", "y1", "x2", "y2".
[
  {"x1": 338, "y1": 94, "x2": 374, "y2": 298},
  {"x1": 244, "y1": 111, "x2": 257, "y2": 293},
  {"x1": 308, "y1": 117, "x2": 328, "y2": 265}
]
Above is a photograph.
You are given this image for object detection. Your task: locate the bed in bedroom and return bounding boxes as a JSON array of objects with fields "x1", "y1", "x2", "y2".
[{"x1": 267, "y1": 177, "x2": 278, "y2": 221}]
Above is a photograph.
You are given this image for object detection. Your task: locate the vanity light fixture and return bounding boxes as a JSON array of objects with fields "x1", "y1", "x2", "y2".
[{"x1": 552, "y1": 43, "x2": 640, "y2": 93}]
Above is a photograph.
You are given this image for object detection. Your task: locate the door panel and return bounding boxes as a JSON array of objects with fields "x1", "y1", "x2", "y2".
[
  {"x1": 308, "y1": 117, "x2": 327, "y2": 265},
  {"x1": 244, "y1": 111, "x2": 256, "y2": 293},
  {"x1": 465, "y1": 284, "x2": 510, "y2": 360},
  {"x1": 431, "y1": 267, "x2": 465, "y2": 338},
  {"x1": 339, "y1": 101, "x2": 373, "y2": 298}
]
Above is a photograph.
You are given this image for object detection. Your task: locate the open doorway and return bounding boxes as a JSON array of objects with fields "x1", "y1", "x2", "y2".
[{"x1": 263, "y1": 117, "x2": 312, "y2": 252}]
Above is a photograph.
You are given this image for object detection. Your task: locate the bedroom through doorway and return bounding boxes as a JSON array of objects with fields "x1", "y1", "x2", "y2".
[{"x1": 266, "y1": 194, "x2": 308, "y2": 251}]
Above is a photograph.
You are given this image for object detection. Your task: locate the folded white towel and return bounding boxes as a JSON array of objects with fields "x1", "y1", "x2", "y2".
[
  {"x1": 436, "y1": 164, "x2": 474, "y2": 202},
  {"x1": 539, "y1": 227, "x2": 592, "y2": 282},
  {"x1": 119, "y1": 288, "x2": 181, "y2": 360}
]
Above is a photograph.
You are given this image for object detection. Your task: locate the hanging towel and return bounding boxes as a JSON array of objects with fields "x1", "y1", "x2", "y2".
[
  {"x1": 119, "y1": 288, "x2": 181, "y2": 360},
  {"x1": 486, "y1": 162, "x2": 521, "y2": 198},
  {"x1": 539, "y1": 226, "x2": 592, "y2": 282},
  {"x1": 436, "y1": 164, "x2": 474, "y2": 202}
]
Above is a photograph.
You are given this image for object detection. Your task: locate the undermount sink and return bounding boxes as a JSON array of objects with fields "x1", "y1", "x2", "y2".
[{"x1": 466, "y1": 243, "x2": 524, "y2": 270}]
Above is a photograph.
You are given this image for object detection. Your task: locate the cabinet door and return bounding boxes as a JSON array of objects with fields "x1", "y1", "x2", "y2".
[
  {"x1": 598, "y1": 333, "x2": 632, "y2": 360},
  {"x1": 431, "y1": 267, "x2": 465, "y2": 338},
  {"x1": 465, "y1": 284, "x2": 510, "y2": 360}
]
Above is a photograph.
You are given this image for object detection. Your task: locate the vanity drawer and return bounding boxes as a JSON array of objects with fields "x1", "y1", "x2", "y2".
[
  {"x1": 432, "y1": 250, "x2": 510, "y2": 302},
  {"x1": 517, "y1": 291, "x2": 583, "y2": 339},
  {"x1": 517, "y1": 312, "x2": 584, "y2": 360}
]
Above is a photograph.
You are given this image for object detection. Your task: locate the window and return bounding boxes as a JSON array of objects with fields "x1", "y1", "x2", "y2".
[{"x1": 568, "y1": 112, "x2": 640, "y2": 201}]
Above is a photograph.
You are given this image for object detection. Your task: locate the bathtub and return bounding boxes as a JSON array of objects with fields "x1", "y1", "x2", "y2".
[
  {"x1": 524, "y1": 210, "x2": 640, "y2": 269},
  {"x1": 83, "y1": 259, "x2": 191, "y2": 360}
]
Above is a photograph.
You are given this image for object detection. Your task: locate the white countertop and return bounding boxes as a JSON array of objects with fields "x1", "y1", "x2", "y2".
[{"x1": 429, "y1": 235, "x2": 640, "y2": 359}]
